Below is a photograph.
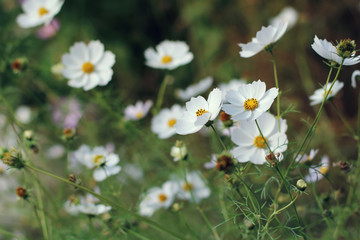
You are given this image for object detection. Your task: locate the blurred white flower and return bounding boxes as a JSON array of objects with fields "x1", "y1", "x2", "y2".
[
  {"x1": 175, "y1": 88, "x2": 222, "y2": 135},
  {"x1": 218, "y1": 79, "x2": 247, "y2": 101},
  {"x1": 309, "y1": 81, "x2": 344, "y2": 106},
  {"x1": 46, "y1": 144, "x2": 65, "y2": 159},
  {"x1": 139, "y1": 181, "x2": 179, "y2": 217},
  {"x1": 170, "y1": 144, "x2": 187, "y2": 162},
  {"x1": 239, "y1": 22, "x2": 287, "y2": 58},
  {"x1": 15, "y1": 106, "x2": 32, "y2": 124},
  {"x1": 176, "y1": 77, "x2": 213, "y2": 101},
  {"x1": 230, "y1": 112, "x2": 288, "y2": 165},
  {"x1": 62, "y1": 40, "x2": 116, "y2": 91},
  {"x1": 151, "y1": 104, "x2": 184, "y2": 139},
  {"x1": 51, "y1": 62, "x2": 64, "y2": 76},
  {"x1": 16, "y1": 0, "x2": 64, "y2": 28},
  {"x1": 122, "y1": 164, "x2": 144, "y2": 182},
  {"x1": 351, "y1": 70, "x2": 360, "y2": 88},
  {"x1": 144, "y1": 40, "x2": 193, "y2": 70},
  {"x1": 305, "y1": 155, "x2": 330, "y2": 183},
  {"x1": 295, "y1": 149, "x2": 319, "y2": 163},
  {"x1": 78, "y1": 203, "x2": 111, "y2": 216},
  {"x1": 222, "y1": 80, "x2": 278, "y2": 121},
  {"x1": 269, "y1": 7, "x2": 298, "y2": 30},
  {"x1": 174, "y1": 171, "x2": 210, "y2": 203},
  {"x1": 311, "y1": 36, "x2": 360, "y2": 66},
  {"x1": 124, "y1": 100, "x2": 153, "y2": 120}
]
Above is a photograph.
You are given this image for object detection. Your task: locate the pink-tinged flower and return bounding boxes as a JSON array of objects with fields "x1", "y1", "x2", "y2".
[
  {"x1": 52, "y1": 97, "x2": 82, "y2": 129},
  {"x1": 36, "y1": 18, "x2": 60, "y2": 39},
  {"x1": 124, "y1": 100, "x2": 153, "y2": 121}
]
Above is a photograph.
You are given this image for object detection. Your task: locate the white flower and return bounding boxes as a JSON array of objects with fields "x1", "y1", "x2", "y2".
[
  {"x1": 351, "y1": 70, "x2": 360, "y2": 88},
  {"x1": 15, "y1": 106, "x2": 32, "y2": 124},
  {"x1": 305, "y1": 155, "x2": 330, "y2": 183},
  {"x1": 78, "y1": 203, "x2": 111, "y2": 215},
  {"x1": 170, "y1": 144, "x2": 187, "y2": 162},
  {"x1": 230, "y1": 112, "x2": 288, "y2": 165},
  {"x1": 295, "y1": 149, "x2": 319, "y2": 163},
  {"x1": 62, "y1": 40, "x2": 116, "y2": 91},
  {"x1": 311, "y1": 36, "x2": 360, "y2": 66},
  {"x1": 46, "y1": 144, "x2": 65, "y2": 159},
  {"x1": 239, "y1": 22, "x2": 287, "y2": 58},
  {"x1": 144, "y1": 40, "x2": 193, "y2": 70},
  {"x1": 151, "y1": 105, "x2": 184, "y2": 139},
  {"x1": 124, "y1": 100, "x2": 153, "y2": 120},
  {"x1": 222, "y1": 80, "x2": 278, "y2": 121},
  {"x1": 139, "y1": 181, "x2": 179, "y2": 217},
  {"x1": 218, "y1": 79, "x2": 247, "y2": 101},
  {"x1": 176, "y1": 77, "x2": 213, "y2": 101},
  {"x1": 174, "y1": 171, "x2": 210, "y2": 203},
  {"x1": 175, "y1": 88, "x2": 222, "y2": 135},
  {"x1": 269, "y1": 7, "x2": 298, "y2": 30},
  {"x1": 204, "y1": 154, "x2": 217, "y2": 169},
  {"x1": 16, "y1": 0, "x2": 64, "y2": 28},
  {"x1": 309, "y1": 81, "x2": 344, "y2": 106}
]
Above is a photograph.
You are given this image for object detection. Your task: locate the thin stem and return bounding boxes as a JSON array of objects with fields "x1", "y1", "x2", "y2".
[
  {"x1": 311, "y1": 183, "x2": 332, "y2": 228},
  {"x1": 270, "y1": 52, "x2": 281, "y2": 130},
  {"x1": 180, "y1": 158, "x2": 221, "y2": 240},
  {"x1": 330, "y1": 101, "x2": 357, "y2": 139},
  {"x1": 0, "y1": 227, "x2": 27, "y2": 240},
  {"x1": 210, "y1": 124, "x2": 227, "y2": 151},
  {"x1": 25, "y1": 164, "x2": 185, "y2": 240},
  {"x1": 153, "y1": 74, "x2": 171, "y2": 115},
  {"x1": 254, "y1": 120, "x2": 272, "y2": 153}
]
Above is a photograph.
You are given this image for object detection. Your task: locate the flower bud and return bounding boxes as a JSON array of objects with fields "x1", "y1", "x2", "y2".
[
  {"x1": 62, "y1": 128, "x2": 76, "y2": 140},
  {"x1": 296, "y1": 179, "x2": 307, "y2": 192},
  {"x1": 23, "y1": 130, "x2": 34, "y2": 140},
  {"x1": 219, "y1": 111, "x2": 233, "y2": 128},
  {"x1": 1, "y1": 148, "x2": 25, "y2": 169},
  {"x1": 171, "y1": 141, "x2": 187, "y2": 162},
  {"x1": 16, "y1": 186, "x2": 28, "y2": 199},
  {"x1": 11, "y1": 58, "x2": 27, "y2": 74},
  {"x1": 23, "y1": 130, "x2": 39, "y2": 153},
  {"x1": 336, "y1": 39, "x2": 356, "y2": 58}
]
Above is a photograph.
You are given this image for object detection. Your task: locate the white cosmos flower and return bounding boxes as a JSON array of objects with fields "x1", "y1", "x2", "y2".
[
  {"x1": 295, "y1": 149, "x2": 319, "y2": 163},
  {"x1": 15, "y1": 106, "x2": 32, "y2": 124},
  {"x1": 175, "y1": 88, "x2": 222, "y2": 135},
  {"x1": 309, "y1": 81, "x2": 344, "y2": 106},
  {"x1": 305, "y1": 155, "x2": 330, "y2": 183},
  {"x1": 145, "y1": 40, "x2": 194, "y2": 70},
  {"x1": 139, "y1": 181, "x2": 179, "y2": 217},
  {"x1": 311, "y1": 35, "x2": 360, "y2": 66},
  {"x1": 78, "y1": 203, "x2": 111, "y2": 216},
  {"x1": 173, "y1": 171, "x2": 210, "y2": 203},
  {"x1": 176, "y1": 77, "x2": 213, "y2": 101},
  {"x1": 239, "y1": 22, "x2": 287, "y2": 58},
  {"x1": 16, "y1": 0, "x2": 64, "y2": 28},
  {"x1": 218, "y1": 78, "x2": 247, "y2": 101},
  {"x1": 151, "y1": 105, "x2": 184, "y2": 139},
  {"x1": 62, "y1": 40, "x2": 116, "y2": 91},
  {"x1": 351, "y1": 70, "x2": 360, "y2": 88},
  {"x1": 124, "y1": 100, "x2": 153, "y2": 121},
  {"x1": 230, "y1": 112, "x2": 288, "y2": 165},
  {"x1": 269, "y1": 7, "x2": 298, "y2": 30},
  {"x1": 222, "y1": 80, "x2": 278, "y2": 121}
]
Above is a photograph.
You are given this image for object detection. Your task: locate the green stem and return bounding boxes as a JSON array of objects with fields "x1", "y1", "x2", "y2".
[
  {"x1": 330, "y1": 101, "x2": 357, "y2": 139},
  {"x1": 153, "y1": 74, "x2": 171, "y2": 115},
  {"x1": 0, "y1": 227, "x2": 27, "y2": 240},
  {"x1": 210, "y1": 124, "x2": 227, "y2": 151},
  {"x1": 25, "y1": 164, "x2": 185, "y2": 240},
  {"x1": 311, "y1": 183, "x2": 332, "y2": 228},
  {"x1": 270, "y1": 52, "x2": 281, "y2": 130},
  {"x1": 180, "y1": 158, "x2": 221, "y2": 240}
]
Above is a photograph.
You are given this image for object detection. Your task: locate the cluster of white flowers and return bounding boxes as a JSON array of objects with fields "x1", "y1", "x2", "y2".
[{"x1": 139, "y1": 171, "x2": 210, "y2": 217}]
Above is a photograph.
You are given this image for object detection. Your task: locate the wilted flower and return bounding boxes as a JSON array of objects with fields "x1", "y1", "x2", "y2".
[
  {"x1": 174, "y1": 171, "x2": 210, "y2": 203},
  {"x1": 269, "y1": 7, "x2": 298, "y2": 30},
  {"x1": 16, "y1": 0, "x2": 64, "y2": 28},
  {"x1": 124, "y1": 100, "x2": 153, "y2": 121},
  {"x1": 151, "y1": 105, "x2": 184, "y2": 139},
  {"x1": 305, "y1": 155, "x2": 330, "y2": 183},
  {"x1": 311, "y1": 36, "x2": 360, "y2": 66},
  {"x1": 175, "y1": 77, "x2": 213, "y2": 101},
  {"x1": 204, "y1": 153, "x2": 234, "y2": 173},
  {"x1": 144, "y1": 40, "x2": 193, "y2": 70},
  {"x1": 16, "y1": 186, "x2": 28, "y2": 199},
  {"x1": 222, "y1": 80, "x2": 278, "y2": 121},
  {"x1": 62, "y1": 40, "x2": 116, "y2": 91},
  {"x1": 239, "y1": 22, "x2": 287, "y2": 58},
  {"x1": 175, "y1": 88, "x2": 222, "y2": 135},
  {"x1": 230, "y1": 112, "x2": 288, "y2": 165},
  {"x1": 309, "y1": 81, "x2": 344, "y2": 106},
  {"x1": 139, "y1": 181, "x2": 179, "y2": 217}
]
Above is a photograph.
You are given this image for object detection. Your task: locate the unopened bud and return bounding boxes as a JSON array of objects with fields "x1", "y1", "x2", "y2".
[
  {"x1": 219, "y1": 111, "x2": 233, "y2": 128},
  {"x1": 171, "y1": 141, "x2": 187, "y2": 162},
  {"x1": 296, "y1": 179, "x2": 307, "y2": 192},
  {"x1": 62, "y1": 128, "x2": 76, "y2": 140},
  {"x1": 172, "y1": 203, "x2": 181, "y2": 212},
  {"x1": 336, "y1": 39, "x2": 356, "y2": 58},
  {"x1": 1, "y1": 148, "x2": 25, "y2": 169},
  {"x1": 23, "y1": 130, "x2": 34, "y2": 140}
]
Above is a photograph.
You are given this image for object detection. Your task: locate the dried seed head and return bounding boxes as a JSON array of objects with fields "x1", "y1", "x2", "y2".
[
  {"x1": 16, "y1": 186, "x2": 28, "y2": 199},
  {"x1": 63, "y1": 128, "x2": 76, "y2": 140},
  {"x1": 1, "y1": 148, "x2": 25, "y2": 169},
  {"x1": 336, "y1": 39, "x2": 356, "y2": 58}
]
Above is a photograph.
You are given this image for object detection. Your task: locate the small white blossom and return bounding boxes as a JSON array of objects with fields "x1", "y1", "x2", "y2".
[
  {"x1": 222, "y1": 80, "x2": 278, "y2": 121},
  {"x1": 269, "y1": 7, "x2": 298, "y2": 30},
  {"x1": 124, "y1": 100, "x2": 153, "y2": 121},
  {"x1": 151, "y1": 105, "x2": 184, "y2": 139},
  {"x1": 305, "y1": 155, "x2": 330, "y2": 183},
  {"x1": 145, "y1": 40, "x2": 193, "y2": 70},
  {"x1": 170, "y1": 144, "x2": 187, "y2": 162},
  {"x1": 309, "y1": 81, "x2": 344, "y2": 106},
  {"x1": 174, "y1": 171, "x2": 210, "y2": 203},
  {"x1": 239, "y1": 22, "x2": 287, "y2": 58},
  {"x1": 15, "y1": 106, "x2": 32, "y2": 124},
  {"x1": 176, "y1": 77, "x2": 213, "y2": 101},
  {"x1": 295, "y1": 149, "x2": 319, "y2": 163}
]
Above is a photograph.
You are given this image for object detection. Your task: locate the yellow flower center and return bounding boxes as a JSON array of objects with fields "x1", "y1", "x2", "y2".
[
  {"x1": 93, "y1": 155, "x2": 105, "y2": 166},
  {"x1": 161, "y1": 55, "x2": 173, "y2": 64},
  {"x1": 168, "y1": 118, "x2": 177, "y2": 127},
  {"x1": 82, "y1": 62, "x2": 95, "y2": 74},
  {"x1": 318, "y1": 166, "x2": 329, "y2": 175},
  {"x1": 183, "y1": 183, "x2": 194, "y2": 191},
  {"x1": 244, "y1": 98, "x2": 258, "y2": 111},
  {"x1": 158, "y1": 193, "x2": 167, "y2": 202},
  {"x1": 38, "y1": 7, "x2": 49, "y2": 16},
  {"x1": 136, "y1": 112, "x2": 144, "y2": 119},
  {"x1": 253, "y1": 136, "x2": 267, "y2": 149},
  {"x1": 196, "y1": 109, "x2": 208, "y2": 116}
]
